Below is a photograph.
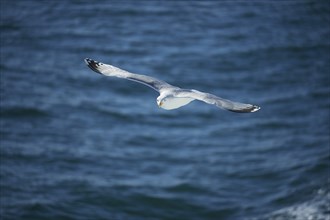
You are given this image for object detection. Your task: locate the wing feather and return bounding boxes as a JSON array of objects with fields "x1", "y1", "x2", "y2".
[
  {"x1": 85, "y1": 58, "x2": 174, "y2": 92},
  {"x1": 175, "y1": 89, "x2": 260, "y2": 113}
]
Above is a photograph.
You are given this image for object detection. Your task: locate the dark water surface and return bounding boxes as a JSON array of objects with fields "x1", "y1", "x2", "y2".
[{"x1": 1, "y1": 1, "x2": 329, "y2": 220}]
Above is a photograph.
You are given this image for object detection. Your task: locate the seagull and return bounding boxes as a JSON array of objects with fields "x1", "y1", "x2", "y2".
[{"x1": 85, "y1": 58, "x2": 260, "y2": 113}]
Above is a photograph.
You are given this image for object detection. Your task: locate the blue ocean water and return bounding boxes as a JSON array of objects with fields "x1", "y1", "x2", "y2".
[{"x1": 1, "y1": 1, "x2": 329, "y2": 220}]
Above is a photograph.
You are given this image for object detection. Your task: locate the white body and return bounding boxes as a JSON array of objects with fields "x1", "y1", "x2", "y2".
[{"x1": 159, "y1": 97, "x2": 194, "y2": 110}]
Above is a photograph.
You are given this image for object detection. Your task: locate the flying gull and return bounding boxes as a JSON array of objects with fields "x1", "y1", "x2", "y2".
[{"x1": 85, "y1": 58, "x2": 260, "y2": 113}]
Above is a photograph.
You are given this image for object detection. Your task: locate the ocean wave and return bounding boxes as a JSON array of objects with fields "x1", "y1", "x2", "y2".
[
  {"x1": 0, "y1": 106, "x2": 49, "y2": 118},
  {"x1": 251, "y1": 187, "x2": 330, "y2": 220}
]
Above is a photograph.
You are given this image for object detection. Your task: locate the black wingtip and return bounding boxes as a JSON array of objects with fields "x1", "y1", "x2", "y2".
[
  {"x1": 84, "y1": 58, "x2": 103, "y2": 75},
  {"x1": 228, "y1": 104, "x2": 261, "y2": 113},
  {"x1": 251, "y1": 105, "x2": 261, "y2": 112}
]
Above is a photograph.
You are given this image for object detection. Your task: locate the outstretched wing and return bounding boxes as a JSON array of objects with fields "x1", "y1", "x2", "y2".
[
  {"x1": 85, "y1": 58, "x2": 175, "y2": 92},
  {"x1": 175, "y1": 89, "x2": 260, "y2": 113}
]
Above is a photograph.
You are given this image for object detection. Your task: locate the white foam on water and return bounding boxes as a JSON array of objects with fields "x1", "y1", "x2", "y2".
[{"x1": 251, "y1": 188, "x2": 330, "y2": 220}]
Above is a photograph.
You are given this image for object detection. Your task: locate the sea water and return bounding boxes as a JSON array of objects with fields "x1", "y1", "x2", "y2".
[{"x1": 1, "y1": 1, "x2": 329, "y2": 220}]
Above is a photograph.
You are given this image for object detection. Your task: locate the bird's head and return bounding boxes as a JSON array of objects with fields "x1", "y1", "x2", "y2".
[
  {"x1": 156, "y1": 96, "x2": 165, "y2": 108},
  {"x1": 157, "y1": 94, "x2": 171, "y2": 109}
]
